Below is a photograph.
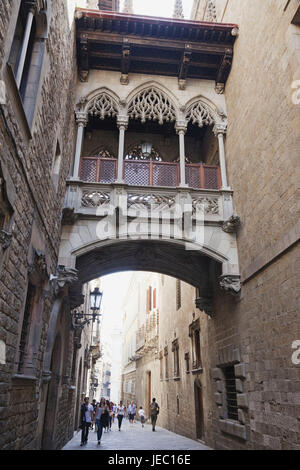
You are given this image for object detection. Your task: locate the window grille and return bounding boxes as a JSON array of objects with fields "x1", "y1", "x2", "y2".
[{"x1": 223, "y1": 366, "x2": 238, "y2": 421}]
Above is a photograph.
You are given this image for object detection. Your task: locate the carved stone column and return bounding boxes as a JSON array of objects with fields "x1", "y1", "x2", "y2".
[
  {"x1": 176, "y1": 121, "x2": 188, "y2": 188},
  {"x1": 72, "y1": 111, "x2": 88, "y2": 180},
  {"x1": 116, "y1": 116, "x2": 128, "y2": 183},
  {"x1": 213, "y1": 123, "x2": 230, "y2": 190}
]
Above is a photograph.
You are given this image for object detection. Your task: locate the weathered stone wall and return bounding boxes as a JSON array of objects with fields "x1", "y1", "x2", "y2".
[
  {"x1": 0, "y1": 0, "x2": 77, "y2": 449},
  {"x1": 191, "y1": 0, "x2": 300, "y2": 450}
]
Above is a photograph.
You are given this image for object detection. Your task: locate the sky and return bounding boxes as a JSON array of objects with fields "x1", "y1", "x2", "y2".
[
  {"x1": 129, "y1": 0, "x2": 194, "y2": 19},
  {"x1": 99, "y1": 271, "x2": 134, "y2": 339}
]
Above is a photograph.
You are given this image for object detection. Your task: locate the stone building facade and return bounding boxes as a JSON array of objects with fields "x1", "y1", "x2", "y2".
[
  {"x1": 0, "y1": 0, "x2": 299, "y2": 451},
  {"x1": 0, "y1": 0, "x2": 102, "y2": 450},
  {"x1": 189, "y1": 0, "x2": 300, "y2": 450}
]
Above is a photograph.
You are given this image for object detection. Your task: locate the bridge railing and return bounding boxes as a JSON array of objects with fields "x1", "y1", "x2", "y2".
[{"x1": 80, "y1": 157, "x2": 221, "y2": 190}]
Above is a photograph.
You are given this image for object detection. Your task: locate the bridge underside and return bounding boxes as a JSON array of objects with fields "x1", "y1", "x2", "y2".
[{"x1": 69, "y1": 240, "x2": 218, "y2": 306}]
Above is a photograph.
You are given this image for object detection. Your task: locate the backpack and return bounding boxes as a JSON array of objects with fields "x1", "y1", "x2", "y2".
[{"x1": 150, "y1": 402, "x2": 159, "y2": 416}]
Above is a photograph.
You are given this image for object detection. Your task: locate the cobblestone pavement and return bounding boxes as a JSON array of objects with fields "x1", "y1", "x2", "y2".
[{"x1": 62, "y1": 419, "x2": 211, "y2": 450}]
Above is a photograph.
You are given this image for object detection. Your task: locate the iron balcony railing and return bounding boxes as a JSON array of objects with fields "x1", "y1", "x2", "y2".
[{"x1": 80, "y1": 157, "x2": 221, "y2": 190}]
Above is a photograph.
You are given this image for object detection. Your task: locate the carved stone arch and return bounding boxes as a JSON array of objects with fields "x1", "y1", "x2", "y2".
[
  {"x1": 185, "y1": 98, "x2": 218, "y2": 128},
  {"x1": 127, "y1": 84, "x2": 178, "y2": 125},
  {"x1": 77, "y1": 87, "x2": 122, "y2": 118},
  {"x1": 86, "y1": 92, "x2": 119, "y2": 120},
  {"x1": 185, "y1": 95, "x2": 227, "y2": 127}
]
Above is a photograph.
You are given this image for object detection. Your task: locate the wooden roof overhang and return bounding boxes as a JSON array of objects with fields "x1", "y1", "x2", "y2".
[{"x1": 75, "y1": 9, "x2": 238, "y2": 89}]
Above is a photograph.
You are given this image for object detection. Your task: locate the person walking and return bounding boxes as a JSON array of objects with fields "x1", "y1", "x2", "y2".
[
  {"x1": 80, "y1": 397, "x2": 94, "y2": 446},
  {"x1": 108, "y1": 402, "x2": 114, "y2": 430},
  {"x1": 112, "y1": 403, "x2": 117, "y2": 423},
  {"x1": 116, "y1": 401, "x2": 125, "y2": 431},
  {"x1": 149, "y1": 398, "x2": 160, "y2": 432},
  {"x1": 138, "y1": 406, "x2": 145, "y2": 428},
  {"x1": 91, "y1": 399, "x2": 97, "y2": 431},
  {"x1": 95, "y1": 398, "x2": 106, "y2": 446},
  {"x1": 102, "y1": 400, "x2": 110, "y2": 433},
  {"x1": 128, "y1": 400, "x2": 136, "y2": 425}
]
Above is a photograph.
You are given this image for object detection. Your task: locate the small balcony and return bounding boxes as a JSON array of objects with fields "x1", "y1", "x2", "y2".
[{"x1": 80, "y1": 156, "x2": 221, "y2": 190}]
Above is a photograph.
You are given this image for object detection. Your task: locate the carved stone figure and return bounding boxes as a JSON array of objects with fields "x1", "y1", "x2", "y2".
[
  {"x1": 222, "y1": 215, "x2": 241, "y2": 233},
  {"x1": 219, "y1": 275, "x2": 241, "y2": 296}
]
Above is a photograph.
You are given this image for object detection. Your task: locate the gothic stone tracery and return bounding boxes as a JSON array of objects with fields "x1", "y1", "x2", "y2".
[{"x1": 128, "y1": 88, "x2": 177, "y2": 125}]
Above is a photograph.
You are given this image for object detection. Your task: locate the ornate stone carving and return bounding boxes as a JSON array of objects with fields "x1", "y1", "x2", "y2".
[
  {"x1": 219, "y1": 275, "x2": 241, "y2": 296},
  {"x1": 122, "y1": 0, "x2": 133, "y2": 13},
  {"x1": 195, "y1": 297, "x2": 214, "y2": 317},
  {"x1": 186, "y1": 101, "x2": 215, "y2": 128},
  {"x1": 75, "y1": 111, "x2": 88, "y2": 126},
  {"x1": 192, "y1": 197, "x2": 220, "y2": 215},
  {"x1": 0, "y1": 230, "x2": 12, "y2": 250},
  {"x1": 222, "y1": 215, "x2": 241, "y2": 233},
  {"x1": 127, "y1": 193, "x2": 176, "y2": 211},
  {"x1": 173, "y1": 0, "x2": 184, "y2": 19},
  {"x1": 87, "y1": 93, "x2": 119, "y2": 120},
  {"x1": 215, "y1": 82, "x2": 225, "y2": 94},
  {"x1": 52, "y1": 265, "x2": 78, "y2": 296},
  {"x1": 81, "y1": 191, "x2": 110, "y2": 208},
  {"x1": 79, "y1": 70, "x2": 89, "y2": 83},
  {"x1": 213, "y1": 122, "x2": 227, "y2": 136},
  {"x1": 204, "y1": 0, "x2": 217, "y2": 22},
  {"x1": 62, "y1": 208, "x2": 78, "y2": 225},
  {"x1": 128, "y1": 88, "x2": 177, "y2": 125}
]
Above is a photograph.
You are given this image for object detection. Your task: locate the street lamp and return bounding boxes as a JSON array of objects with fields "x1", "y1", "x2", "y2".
[
  {"x1": 141, "y1": 141, "x2": 152, "y2": 159},
  {"x1": 71, "y1": 287, "x2": 103, "y2": 328}
]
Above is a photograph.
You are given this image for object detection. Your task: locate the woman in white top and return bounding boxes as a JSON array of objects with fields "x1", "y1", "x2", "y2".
[{"x1": 116, "y1": 401, "x2": 125, "y2": 431}]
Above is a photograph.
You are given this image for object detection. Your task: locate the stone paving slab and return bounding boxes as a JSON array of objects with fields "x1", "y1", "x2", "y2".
[{"x1": 62, "y1": 419, "x2": 211, "y2": 451}]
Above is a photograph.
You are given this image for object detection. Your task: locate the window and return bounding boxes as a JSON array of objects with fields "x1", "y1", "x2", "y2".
[
  {"x1": 153, "y1": 288, "x2": 156, "y2": 309},
  {"x1": 189, "y1": 318, "x2": 202, "y2": 371},
  {"x1": 0, "y1": 170, "x2": 13, "y2": 257},
  {"x1": 223, "y1": 366, "x2": 238, "y2": 421},
  {"x1": 172, "y1": 339, "x2": 180, "y2": 378},
  {"x1": 9, "y1": 1, "x2": 48, "y2": 127},
  {"x1": 52, "y1": 141, "x2": 62, "y2": 192},
  {"x1": 176, "y1": 279, "x2": 181, "y2": 310},
  {"x1": 164, "y1": 346, "x2": 169, "y2": 379},
  {"x1": 185, "y1": 352, "x2": 190, "y2": 373},
  {"x1": 146, "y1": 286, "x2": 152, "y2": 314},
  {"x1": 18, "y1": 283, "x2": 36, "y2": 373},
  {"x1": 159, "y1": 351, "x2": 163, "y2": 380},
  {"x1": 177, "y1": 395, "x2": 180, "y2": 415}
]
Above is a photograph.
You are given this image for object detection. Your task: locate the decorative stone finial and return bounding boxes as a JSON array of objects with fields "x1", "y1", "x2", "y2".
[
  {"x1": 122, "y1": 0, "x2": 133, "y2": 14},
  {"x1": 173, "y1": 0, "x2": 184, "y2": 19}
]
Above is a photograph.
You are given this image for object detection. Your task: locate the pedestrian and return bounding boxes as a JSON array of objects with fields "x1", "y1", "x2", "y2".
[
  {"x1": 80, "y1": 397, "x2": 94, "y2": 446},
  {"x1": 108, "y1": 402, "x2": 114, "y2": 430},
  {"x1": 116, "y1": 401, "x2": 125, "y2": 431},
  {"x1": 149, "y1": 398, "x2": 160, "y2": 432},
  {"x1": 102, "y1": 400, "x2": 110, "y2": 433},
  {"x1": 95, "y1": 398, "x2": 106, "y2": 446},
  {"x1": 91, "y1": 399, "x2": 97, "y2": 430},
  {"x1": 138, "y1": 406, "x2": 145, "y2": 428},
  {"x1": 127, "y1": 400, "x2": 136, "y2": 425},
  {"x1": 112, "y1": 403, "x2": 117, "y2": 423}
]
